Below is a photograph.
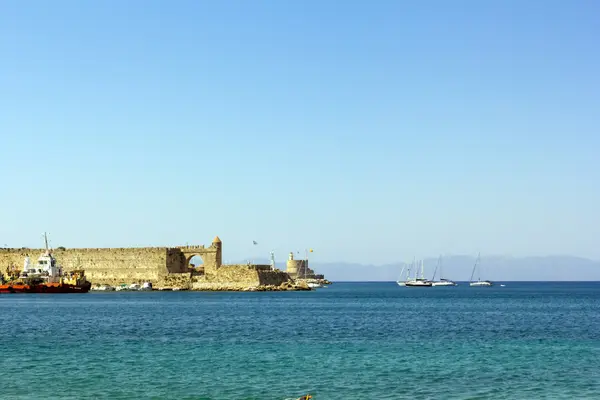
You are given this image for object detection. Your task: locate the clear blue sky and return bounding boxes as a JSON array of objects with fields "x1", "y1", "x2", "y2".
[{"x1": 1, "y1": 0, "x2": 599, "y2": 264}]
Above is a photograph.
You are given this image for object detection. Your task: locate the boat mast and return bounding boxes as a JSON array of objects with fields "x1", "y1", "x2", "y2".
[
  {"x1": 470, "y1": 253, "x2": 480, "y2": 283},
  {"x1": 439, "y1": 256, "x2": 443, "y2": 280},
  {"x1": 431, "y1": 256, "x2": 440, "y2": 281}
]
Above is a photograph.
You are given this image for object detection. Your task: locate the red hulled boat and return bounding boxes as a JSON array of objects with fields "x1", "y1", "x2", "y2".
[{"x1": 0, "y1": 233, "x2": 92, "y2": 294}]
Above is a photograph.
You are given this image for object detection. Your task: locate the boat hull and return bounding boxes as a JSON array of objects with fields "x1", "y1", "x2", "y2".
[
  {"x1": 405, "y1": 281, "x2": 433, "y2": 287},
  {"x1": 0, "y1": 282, "x2": 92, "y2": 294},
  {"x1": 432, "y1": 281, "x2": 457, "y2": 286},
  {"x1": 470, "y1": 281, "x2": 493, "y2": 287}
]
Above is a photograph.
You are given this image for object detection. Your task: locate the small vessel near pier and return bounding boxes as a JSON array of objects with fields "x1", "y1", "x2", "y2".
[
  {"x1": 0, "y1": 233, "x2": 92, "y2": 294},
  {"x1": 112, "y1": 282, "x2": 154, "y2": 291},
  {"x1": 91, "y1": 284, "x2": 116, "y2": 291},
  {"x1": 306, "y1": 279, "x2": 323, "y2": 289}
]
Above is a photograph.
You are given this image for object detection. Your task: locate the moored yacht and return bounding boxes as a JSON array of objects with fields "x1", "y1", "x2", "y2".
[
  {"x1": 396, "y1": 264, "x2": 408, "y2": 286},
  {"x1": 469, "y1": 253, "x2": 493, "y2": 287},
  {"x1": 92, "y1": 284, "x2": 115, "y2": 291},
  {"x1": 470, "y1": 280, "x2": 493, "y2": 287},
  {"x1": 405, "y1": 260, "x2": 432, "y2": 287},
  {"x1": 405, "y1": 278, "x2": 433, "y2": 287},
  {"x1": 433, "y1": 279, "x2": 457, "y2": 287},
  {"x1": 431, "y1": 256, "x2": 457, "y2": 286}
]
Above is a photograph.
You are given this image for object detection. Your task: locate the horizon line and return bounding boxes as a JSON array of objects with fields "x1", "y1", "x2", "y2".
[{"x1": 240, "y1": 253, "x2": 600, "y2": 264}]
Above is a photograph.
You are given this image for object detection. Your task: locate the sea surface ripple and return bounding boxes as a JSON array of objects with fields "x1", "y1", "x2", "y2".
[{"x1": 1, "y1": 282, "x2": 599, "y2": 399}]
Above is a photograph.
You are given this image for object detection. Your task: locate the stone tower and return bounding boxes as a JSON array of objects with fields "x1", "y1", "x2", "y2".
[
  {"x1": 198, "y1": 236, "x2": 222, "y2": 276},
  {"x1": 212, "y1": 236, "x2": 222, "y2": 267},
  {"x1": 286, "y1": 252, "x2": 307, "y2": 279}
]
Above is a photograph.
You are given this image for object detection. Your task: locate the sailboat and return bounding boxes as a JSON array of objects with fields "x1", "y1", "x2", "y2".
[
  {"x1": 431, "y1": 256, "x2": 457, "y2": 286},
  {"x1": 397, "y1": 259, "x2": 416, "y2": 286},
  {"x1": 469, "y1": 253, "x2": 493, "y2": 287},
  {"x1": 396, "y1": 265, "x2": 407, "y2": 286},
  {"x1": 405, "y1": 259, "x2": 432, "y2": 287}
]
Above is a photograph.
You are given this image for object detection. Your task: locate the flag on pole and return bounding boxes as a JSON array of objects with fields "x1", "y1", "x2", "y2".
[
  {"x1": 253, "y1": 241, "x2": 258, "y2": 245},
  {"x1": 309, "y1": 249, "x2": 313, "y2": 252}
]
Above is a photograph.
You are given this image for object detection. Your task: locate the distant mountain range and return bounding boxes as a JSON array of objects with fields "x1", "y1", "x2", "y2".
[{"x1": 238, "y1": 255, "x2": 600, "y2": 281}]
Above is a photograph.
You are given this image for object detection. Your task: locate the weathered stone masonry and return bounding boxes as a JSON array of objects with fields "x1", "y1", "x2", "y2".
[{"x1": 0, "y1": 236, "x2": 291, "y2": 288}]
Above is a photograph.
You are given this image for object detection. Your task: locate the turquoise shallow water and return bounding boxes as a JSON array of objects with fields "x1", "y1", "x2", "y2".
[{"x1": 1, "y1": 282, "x2": 600, "y2": 399}]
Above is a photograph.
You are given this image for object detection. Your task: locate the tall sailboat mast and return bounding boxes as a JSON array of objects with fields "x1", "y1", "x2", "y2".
[
  {"x1": 470, "y1": 253, "x2": 480, "y2": 282},
  {"x1": 469, "y1": 252, "x2": 492, "y2": 287},
  {"x1": 431, "y1": 256, "x2": 441, "y2": 281}
]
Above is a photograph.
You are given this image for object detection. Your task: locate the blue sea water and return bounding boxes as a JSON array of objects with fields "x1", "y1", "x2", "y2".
[{"x1": 1, "y1": 282, "x2": 600, "y2": 399}]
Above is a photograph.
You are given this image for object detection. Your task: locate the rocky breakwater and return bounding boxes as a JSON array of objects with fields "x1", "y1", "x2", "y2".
[
  {"x1": 245, "y1": 280, "x2": 311, "y2": 292},
  {"x1": 298, "y1": 277, "x2": 333, "y2": 286},
  {"x1": 191, "y1": 279, "x2": 311, "y2": 292}
]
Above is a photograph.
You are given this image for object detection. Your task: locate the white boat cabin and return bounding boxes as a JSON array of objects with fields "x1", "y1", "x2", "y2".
[{"x1": 19, "y1": 252, "x2": 63, "y2": 283}]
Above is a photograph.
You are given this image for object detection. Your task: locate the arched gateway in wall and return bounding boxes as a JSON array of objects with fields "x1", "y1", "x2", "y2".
[{"x1": 177, "y1": 236, "x2": 222, "y2": 275}]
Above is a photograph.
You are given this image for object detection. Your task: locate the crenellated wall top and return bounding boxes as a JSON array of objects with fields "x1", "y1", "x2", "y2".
[{"x1": 0, "y1": 245, "x2": 211, "y2": 252}]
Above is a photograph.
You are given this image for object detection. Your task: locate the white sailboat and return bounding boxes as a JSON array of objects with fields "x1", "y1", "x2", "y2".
[
  {"x1": 397, "y1": 259, "x2": 416, "y2": 287},
  {"x1": 405, "y1": 259, "x2": 432, "y2": 287},
  {"x1": 396, "y1": 265, "x2": 407, "y2": 286},
  {"x1": 431, "y1": 256, "x2": 457, "y2": 286},
  {"x1": 469, "y1": 253, "x2": 493, "y2": 287}
]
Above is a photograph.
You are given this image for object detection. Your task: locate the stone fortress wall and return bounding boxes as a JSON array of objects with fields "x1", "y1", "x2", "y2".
[
  {"x1": 0, "y1": 236, "x2": 295, "y2": 289},
  {"x1": 0, "y1": 247, "x2": 169, "y2": 284}
]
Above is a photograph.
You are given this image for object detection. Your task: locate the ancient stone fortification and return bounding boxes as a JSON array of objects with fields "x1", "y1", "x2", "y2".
[
  {"x1": 285, "y1": 252, "x2": 324, "y2": 279},
  {"x1": 0, "y1": 236, "x2": 293, "y2": 290},
  {"x1": 190, "y1": 265, "x2": 291, "y2": 290}
]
